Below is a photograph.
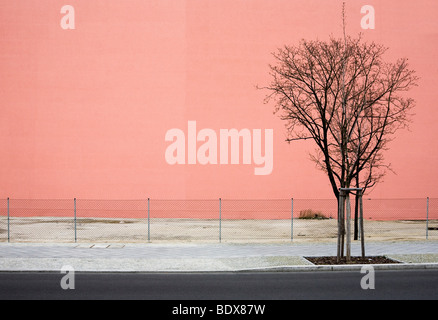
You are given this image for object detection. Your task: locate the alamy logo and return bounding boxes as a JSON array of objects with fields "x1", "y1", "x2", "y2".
[
  {"x1": 60, "y1": 5, "x2": 75, "y2": 30},
  {"x1": 360, "y1": 265, "x2": 375, "y2": 290},
  {"x1": 165, "y1": 121, "x2": 274, "y2": 175},
  {"x1": 60, "y1": 265, "x2": 75, "y2": 290},
  {"x1": 361, "y1": 5, "x2": 375, "y2": 30}
]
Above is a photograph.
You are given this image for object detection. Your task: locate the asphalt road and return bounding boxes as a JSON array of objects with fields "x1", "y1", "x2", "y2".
[{"x1": 0, "y1": 270, "x2": 437, "y2": 301}]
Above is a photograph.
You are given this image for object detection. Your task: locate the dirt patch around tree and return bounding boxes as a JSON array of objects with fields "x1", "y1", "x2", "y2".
[{"x1": 304, "y1": 256, "x2": 401, "y2": 265}]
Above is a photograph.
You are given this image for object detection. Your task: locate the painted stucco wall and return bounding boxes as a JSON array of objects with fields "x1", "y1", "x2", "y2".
[{"x1": 0, "y1": 0, "x2": 437, "y2": 199}]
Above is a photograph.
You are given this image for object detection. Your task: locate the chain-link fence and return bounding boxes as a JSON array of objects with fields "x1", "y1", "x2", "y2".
[
  {"x1": 150, "y1": 199, "x2": 219, "y2": 242},
  {"x1": 76, "y1": 199, "x2": 148, "y2": 242},
  {"x1": 1, "y1": 199, "x2": 74, "y2": 242},
  {"x1": 0, "y1": 198, "x2": 436, "y2": 243},
  {"x1": 221, "y1": 199, "x2": 292, "y2": 242}
]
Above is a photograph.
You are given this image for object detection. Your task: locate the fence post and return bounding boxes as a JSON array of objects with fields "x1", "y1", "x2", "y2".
[
  {"x1": 7, "y1": 197, "x2": 10, "y2": 243},
  {"x1": 148, "y1": 198, "x2": 150, "y2": 242},
  {"x1": 291, "y1": 198, "x2": 294, "y2": 242},
  {"x1": 74, "y1": 198, "x2": 77, "y2": 242},
  {"x1": 219, "y1": 198, "x2": 222, "y2": 243},
  {"x1": 426, "y1": 197, "x2": 429, "y2": 240}
]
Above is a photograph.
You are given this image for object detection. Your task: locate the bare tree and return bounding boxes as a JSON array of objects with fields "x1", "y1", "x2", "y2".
[{"x1": 262, "y1": 35, "x2": 418, "y2": 258}]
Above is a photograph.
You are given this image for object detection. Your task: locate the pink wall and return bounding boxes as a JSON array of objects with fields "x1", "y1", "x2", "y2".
[{"x1": 0, "y1": 0, "x2": 437, "y2": 200}]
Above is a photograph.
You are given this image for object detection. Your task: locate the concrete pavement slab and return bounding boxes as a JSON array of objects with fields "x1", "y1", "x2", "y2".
[{"x1": 0, "y1": 241, "x2": 437, "y2": 272}]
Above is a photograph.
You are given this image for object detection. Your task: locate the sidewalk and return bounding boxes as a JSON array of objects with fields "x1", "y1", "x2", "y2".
[{"x1": 1, "y1": 241, "x2": 438, "y2": 272}]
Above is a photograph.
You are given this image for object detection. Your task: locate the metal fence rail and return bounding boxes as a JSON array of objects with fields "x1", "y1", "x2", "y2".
[{"x1": 0, "y1": 198, "x2": 436, "y2": 243}]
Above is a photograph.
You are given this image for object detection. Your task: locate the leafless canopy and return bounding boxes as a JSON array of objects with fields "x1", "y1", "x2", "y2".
[{"x1": 264, "y1": 36, "x2": 418, "y2": 198}]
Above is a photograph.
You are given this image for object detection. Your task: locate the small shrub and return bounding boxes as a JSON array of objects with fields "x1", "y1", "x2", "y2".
[{"x1": 299, "y1": 209, "x2": 328, "y2": 220}]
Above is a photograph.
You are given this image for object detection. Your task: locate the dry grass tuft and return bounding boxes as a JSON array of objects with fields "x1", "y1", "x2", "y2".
[{"x1": 299, "y1": 209, "x2": 328, "y2": 220}]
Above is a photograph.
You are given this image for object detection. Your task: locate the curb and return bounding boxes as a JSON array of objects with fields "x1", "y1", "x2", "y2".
[{"x1": 235, "y1": 262, "x2": 438, "y2": 273}]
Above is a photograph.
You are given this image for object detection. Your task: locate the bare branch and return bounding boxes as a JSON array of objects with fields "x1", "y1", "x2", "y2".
[{"x1": 262, "y1": 35, "x2": 417, "y2": 198}]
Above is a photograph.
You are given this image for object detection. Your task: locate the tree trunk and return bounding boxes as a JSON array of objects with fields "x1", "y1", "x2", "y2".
[
  {"x1": 359, "y1": 192, "x2": 365, "y2": 258},
  {"x1": 354, "y1": 193, "x2": 359, "y2": 240},
  {"x1": 337, "y1": 194, "x2": 343, "y2": 262},
  {"x1": 354, "y1": 170, "x2": 360, "y2": 240},
  {"x1": 345, "y1": 194, "x2": 351, "y2": 262},
  {"x1": 337, "y1": 192, "x2": 346, "y2": 262}
]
